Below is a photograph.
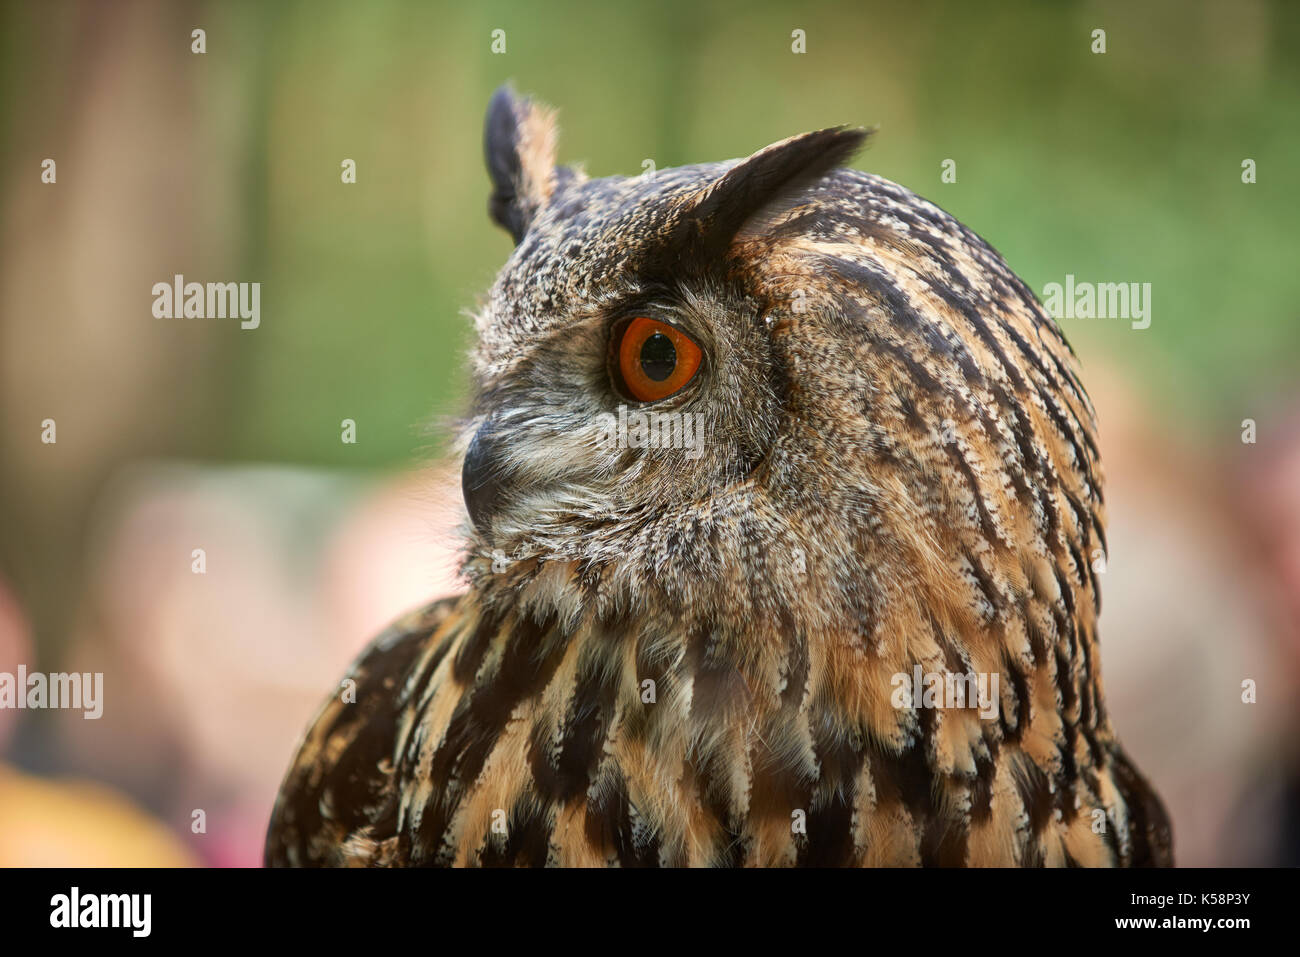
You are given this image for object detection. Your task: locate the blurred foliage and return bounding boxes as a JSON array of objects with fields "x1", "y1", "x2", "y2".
[{"x1": 2, "y1": 0, "x2": 1297, "y2": 466}]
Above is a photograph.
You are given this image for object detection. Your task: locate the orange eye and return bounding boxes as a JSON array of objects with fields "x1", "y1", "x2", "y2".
[{"x1": 613, "y1": 316, "x2": 703, "y2": 402}]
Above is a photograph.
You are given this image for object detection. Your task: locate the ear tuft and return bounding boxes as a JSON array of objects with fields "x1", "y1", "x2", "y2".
[
  {"x1": 666, "y1": 126, "x2": 871, "y2": 268},
  {"x1": 484, "y1": 84, "x2": 560, "y2": 244}
]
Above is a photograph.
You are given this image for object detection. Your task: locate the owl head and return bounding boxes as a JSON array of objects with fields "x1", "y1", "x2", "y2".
[{"x1": 460, "y1": 85, "x2": 1100, "y2": 675}]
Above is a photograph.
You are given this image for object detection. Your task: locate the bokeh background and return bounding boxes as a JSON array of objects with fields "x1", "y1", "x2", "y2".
[{"x1": 1, "y1": 0, "x2": 1298, "y2": 866}]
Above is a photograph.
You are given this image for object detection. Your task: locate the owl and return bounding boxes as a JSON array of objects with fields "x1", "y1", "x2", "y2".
[{"x1": 265, "y1": 86, "x2": 1172, "y2": 867}]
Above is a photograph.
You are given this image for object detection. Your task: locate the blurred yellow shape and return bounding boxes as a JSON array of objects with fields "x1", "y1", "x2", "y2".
[{"x1": 0, "y1": 764, "x2": 195, "y2": 867}]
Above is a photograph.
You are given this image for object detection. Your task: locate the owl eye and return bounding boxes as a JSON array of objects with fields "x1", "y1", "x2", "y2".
[{"x1": 612, "y1": 316, "x2": 703, "y2": 402}]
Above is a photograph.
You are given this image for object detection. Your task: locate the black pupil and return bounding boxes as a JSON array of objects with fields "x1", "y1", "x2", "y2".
[{"x1": 640, "y1": 332, "x2": 677, "y2": 381}]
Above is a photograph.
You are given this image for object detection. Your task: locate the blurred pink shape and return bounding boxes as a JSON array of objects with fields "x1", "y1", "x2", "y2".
[
  {"x1": 0, "y1": 576, "x2": 33, "y2": 754},
  {"x1": 1086, "y1": 366, "x2": 1296, "y2": 865},
  {"x1": 61, "y1": 460, "x2": 465, "y2": 865}
]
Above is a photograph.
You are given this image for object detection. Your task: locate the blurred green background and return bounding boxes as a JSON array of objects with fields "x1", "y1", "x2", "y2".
[
  {"x1": 0, "y1": 0, "x2": 1297, "y2": 866},
  {"x1": 5, "y1": 0, "x2": 1297, "y2": 469}
]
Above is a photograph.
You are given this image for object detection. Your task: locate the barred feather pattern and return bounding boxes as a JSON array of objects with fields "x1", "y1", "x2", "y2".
[{"x1": 267, "y1": 100, "x2": 1172, "y2": 867}]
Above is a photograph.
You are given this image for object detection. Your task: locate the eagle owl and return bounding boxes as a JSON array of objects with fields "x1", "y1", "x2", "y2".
[{"x1": 266, "y1": 86, "x2": 1172, "y2": 867}]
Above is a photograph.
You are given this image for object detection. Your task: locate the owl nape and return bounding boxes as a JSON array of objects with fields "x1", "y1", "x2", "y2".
[{"x1": 266, "y1": 85, "x2": 1172, "y2": 868}]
